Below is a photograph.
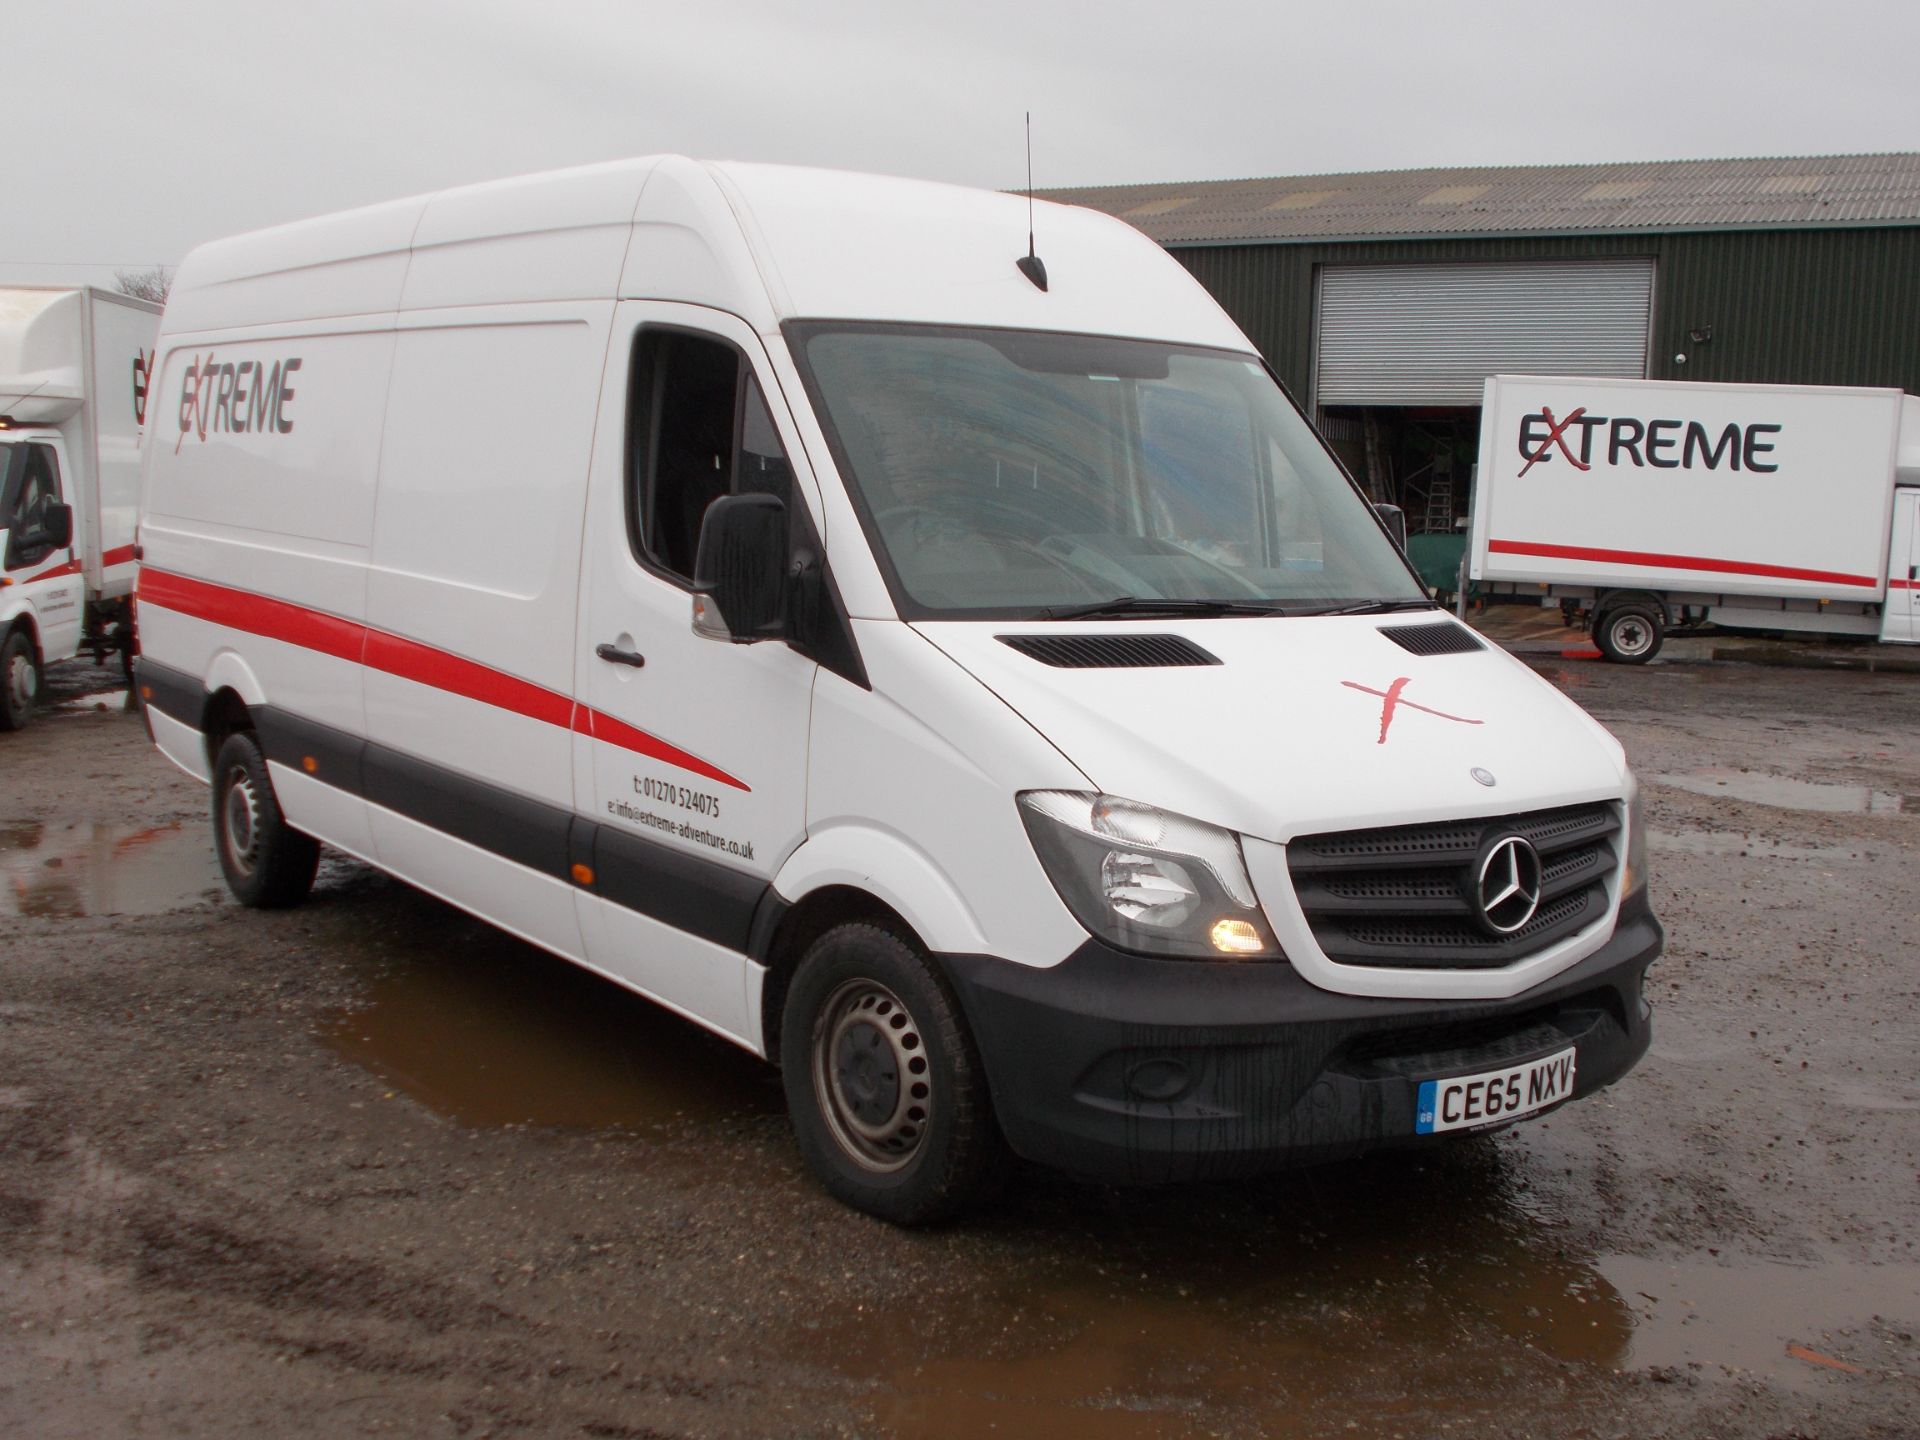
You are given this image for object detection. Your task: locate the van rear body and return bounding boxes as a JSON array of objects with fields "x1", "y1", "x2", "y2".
[{"x1": 138, "y1": 158, "x2": 1660, "y2": 1220}]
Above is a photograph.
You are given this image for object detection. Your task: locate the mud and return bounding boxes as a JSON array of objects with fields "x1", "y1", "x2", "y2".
[{"x1": 2, "y1": 656, "x2": 1917, "y2": 1438}]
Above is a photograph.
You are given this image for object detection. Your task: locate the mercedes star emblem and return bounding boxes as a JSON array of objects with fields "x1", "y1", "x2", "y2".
[{"x1": 1475, "y1": 834, "x2": 1543, "y2": 935}]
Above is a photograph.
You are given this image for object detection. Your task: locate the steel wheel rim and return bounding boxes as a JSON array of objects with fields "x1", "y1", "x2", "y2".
[
  {"x1": 1610, "y1": 616, "x2": 1652, "y2": 657},
  {"x1": 811, "y1": 978, "x2": 931, "y2": 1173},
  {"x1": 222, "y1": 766, "x2": 262, "y2": 877},
  {"x1": 5, "y1": 649, "x2": 33, "y2": 713}
]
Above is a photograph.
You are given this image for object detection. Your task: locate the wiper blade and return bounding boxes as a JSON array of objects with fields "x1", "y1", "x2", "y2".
[
  {"x1": 1040, "y1": 595, "x2": 1282, "y2": 620},
  {"x1": 1293, "y1": 598, "x2": 1439, "y2": 617}
]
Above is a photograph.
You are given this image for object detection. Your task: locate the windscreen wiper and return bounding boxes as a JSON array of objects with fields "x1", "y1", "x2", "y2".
[
  {"x1": 1292, "y1": 598, "x2": 1439, "y2": 617},
  {"x1": 1040, "y1": 595, "x2": 1284, "y2": 620}
]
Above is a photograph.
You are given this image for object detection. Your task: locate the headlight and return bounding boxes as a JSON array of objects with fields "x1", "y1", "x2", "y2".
[
  {"x1": 1018, "y1": 791, "x2": 1283, "y2": 959},
  {"x1": 1621, "y1": 770, "x2": 1649, "y2": 898}
]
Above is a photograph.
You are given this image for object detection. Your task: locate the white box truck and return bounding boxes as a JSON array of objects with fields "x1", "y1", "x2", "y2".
[
  {"x1": 136, "y1": 158, "x2": 1661, "y2": 1222},
  {"x1": 0, "y1": 286, "x2": 162, "y2": 725},
  {"x1": 1469, "y1": 374, "x2": 1920, "y2": 661}
]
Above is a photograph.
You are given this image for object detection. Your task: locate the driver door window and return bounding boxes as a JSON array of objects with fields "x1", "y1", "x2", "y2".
[
  {"x1": 4, "y1": 444, "x2": 65, "y2": 571},
  {"x1": 628, "y1": 331, "x2": 793, "y2": 584}
]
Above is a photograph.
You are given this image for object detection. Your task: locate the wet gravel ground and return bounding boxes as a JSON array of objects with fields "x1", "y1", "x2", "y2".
[{"x1": 2, "y1": 653, "x2": 1917, "y2": 1438}]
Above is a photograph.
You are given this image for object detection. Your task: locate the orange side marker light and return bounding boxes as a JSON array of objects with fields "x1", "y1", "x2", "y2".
[{"x1": 570, "y1": 863, "x2": 595, "y2": 886}]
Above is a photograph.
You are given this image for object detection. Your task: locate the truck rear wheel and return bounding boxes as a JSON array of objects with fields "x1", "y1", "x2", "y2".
[
  {"x1": 0, "y1": 630, "x2": 38, "y2": 731},
  {"x1": 211, "y1": 731, "x2": 320, "y2": 908},
  {"x1": 780, "y1": 922, "x2": 1007, "y2": 1225},
  {"x1": 1596, "y1": 604, "x2": 1662, "y2": 664}
]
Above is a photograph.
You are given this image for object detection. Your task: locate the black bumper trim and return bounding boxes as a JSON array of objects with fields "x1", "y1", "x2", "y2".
[
  {"x1": 134, "y1": 656, "x2": 204, "y2": 729},
  {"x1": 936, "y1": 895, "x2": 1661, "y2": 1184}
]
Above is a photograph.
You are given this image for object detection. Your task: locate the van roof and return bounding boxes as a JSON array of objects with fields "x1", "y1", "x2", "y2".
[{"x1": 161, "y1": 157, "x2": 1252, "y2": 353}]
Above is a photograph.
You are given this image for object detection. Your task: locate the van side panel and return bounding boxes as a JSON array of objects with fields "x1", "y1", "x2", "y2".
[
  {"x1": 139, "y1": 322, "x2": 394, "y2": 835},
  {"x1": 360, "y1": 306, "x2": 613, "y2": 961}
]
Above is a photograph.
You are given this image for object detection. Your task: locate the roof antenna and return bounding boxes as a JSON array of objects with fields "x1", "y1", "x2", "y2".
[{"x1": 1015, "y1": 111, "x2": 1048, "y2": 292}]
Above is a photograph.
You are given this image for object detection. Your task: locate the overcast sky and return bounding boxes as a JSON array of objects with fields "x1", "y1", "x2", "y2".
[{"x1": 7, "y1": 0, "x2": 1918, "y2": 287}]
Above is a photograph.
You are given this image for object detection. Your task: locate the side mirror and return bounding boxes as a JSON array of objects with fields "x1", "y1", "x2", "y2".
[
  {"x1": 42, "y1": 503, "x2": 73, "y2": 551},
  {"x1": 1372, "y1": 502, "x2": 1407, "y2": 553},
  {"x1": 692, "y1": 493, "x2": 788, "y2": 643}
]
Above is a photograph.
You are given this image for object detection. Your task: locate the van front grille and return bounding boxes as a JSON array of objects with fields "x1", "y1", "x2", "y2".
[{"x1": 1286, "y1": 803, "x2": 1617, "y2": 969}]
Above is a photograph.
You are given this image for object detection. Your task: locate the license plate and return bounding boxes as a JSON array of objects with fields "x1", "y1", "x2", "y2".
[{"x1": 1416, "y1": 1047, "x2": 1577, "y2": 1135}]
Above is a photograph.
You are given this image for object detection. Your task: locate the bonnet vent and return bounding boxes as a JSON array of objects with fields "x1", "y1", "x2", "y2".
[
  {"x1": 1378, "y1": 622, "x2": 1485, "y2": 656},
  {"x1": 997, "y1": 634, "x2": 1222, "y2": 668}
]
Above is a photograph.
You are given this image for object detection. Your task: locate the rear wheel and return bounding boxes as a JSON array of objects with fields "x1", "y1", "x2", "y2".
[
  {"x1": 0, "y1": 630, "x2": 38, "y2": 731},
  {"x1": 1595, "y1": 604, "x2": 1662, "y2": 664},
  {"x1": 211, "y1": 730, "x2": 320, "y2": 908},
  {"x1": 780, "y1": 923, "x2": 1007, "y2": 1225}
]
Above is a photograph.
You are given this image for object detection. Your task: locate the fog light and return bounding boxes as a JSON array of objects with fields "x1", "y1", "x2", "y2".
[{"x1": 1210, "y1": 918, "x2": 1265, "y2": 955}]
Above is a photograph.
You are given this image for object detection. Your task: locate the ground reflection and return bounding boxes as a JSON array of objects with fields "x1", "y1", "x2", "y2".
[
  {"x1": 0, "y1": 819, "x2": 225, "y2": 917},
  {"x1": 317, "y1": 885, "x2": 781, "y2": 1132}
]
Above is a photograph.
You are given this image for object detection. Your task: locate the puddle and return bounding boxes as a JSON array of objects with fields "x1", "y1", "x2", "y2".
[
  {"x1": 319, "y1": 898, "x2": 781, "y2": 1132},
  {"x1": 0, "y1": 820, "x2": 225, "y2": 917},
  {"x1": 1602, "y1": 1255, "x2": 1920, "y2": 1389},
  {"x1": 788, "y1": 1186, "x2": 1919, "y2": 1437},
  {"x1": 785, "y1": 1153, "x2": 1642, "y2": 1438},
  {"x1": 1652, "y1": 768, "x2": 1905, "y2": 814},
  {"x1": 1651, "y1": 829, "x2": 1862, "y2": 862}
]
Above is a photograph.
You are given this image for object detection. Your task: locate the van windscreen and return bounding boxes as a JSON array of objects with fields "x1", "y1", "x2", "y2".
[{"x1": 787, "y1": 324, "x2": 1424, "y2": 619}]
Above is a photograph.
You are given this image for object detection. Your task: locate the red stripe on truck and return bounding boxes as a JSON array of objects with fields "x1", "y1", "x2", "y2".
[
  {"x1": 102, "y1": 544, "x2": 138, "y2": 568},
  {"x1": 1486, "y1": 539, "x2": 1879, "y2": 590},
  {"x1": 136, "y1": 568, "x2": 749, "y2": 791}
]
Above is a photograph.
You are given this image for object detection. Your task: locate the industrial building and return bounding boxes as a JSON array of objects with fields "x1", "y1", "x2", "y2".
[{"x1": 1045, "y1": 153, "x2": 1920, "y2": 540}]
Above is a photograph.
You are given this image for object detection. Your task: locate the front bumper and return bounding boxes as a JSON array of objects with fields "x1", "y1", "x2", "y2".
[{"x1": 937, "y1": 893, "x2": 1661, "y2": 1184}]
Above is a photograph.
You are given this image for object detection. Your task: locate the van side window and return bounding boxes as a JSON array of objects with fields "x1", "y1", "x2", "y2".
[{"x1": 629, "y1": 332, "x2": 793, "y2": 583}]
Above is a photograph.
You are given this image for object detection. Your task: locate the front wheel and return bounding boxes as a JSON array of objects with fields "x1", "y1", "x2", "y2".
[
  {"x1": 780, "y1": 923, "x2": 1007, "y2": 1225},
  {"x1": 211, "y1": 731, "x2": 320, "y2": 907},
  {"x1": 0, "y1": 630, "x2": 38, "y2": 731},
  {"x1": 1595, "y1": 604, "x2": 1663, "y2": 664}
]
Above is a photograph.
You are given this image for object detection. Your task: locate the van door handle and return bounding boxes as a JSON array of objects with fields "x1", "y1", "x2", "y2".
[{"x1": 595, "y1": 643, "x2": 646, "y2": 668}]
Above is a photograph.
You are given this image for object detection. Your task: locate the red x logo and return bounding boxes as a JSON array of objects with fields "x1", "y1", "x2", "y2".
[
  {"x1": 1516, "y1": 405, "x2": 1590, "y2": 478},
  {"x1": 1342, "y1": 676, "x2": 1484, "y2": 745}
]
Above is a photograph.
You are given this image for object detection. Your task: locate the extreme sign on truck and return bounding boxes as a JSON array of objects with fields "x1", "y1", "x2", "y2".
[
  {"x1": 0, "y1": 286, "x2": 161, "y2": 726},
  {"x1": 1470, "y1": 375, "x2": 1920, "y2": 660},
  {"x1": 136, "y1": 159, "x2": 1661, "y2": 1222}
]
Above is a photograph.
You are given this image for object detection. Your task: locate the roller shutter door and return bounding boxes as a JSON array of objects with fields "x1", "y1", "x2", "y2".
[{"x1": 1314, "y1": 259, "x2": 1654, "y2": 407}]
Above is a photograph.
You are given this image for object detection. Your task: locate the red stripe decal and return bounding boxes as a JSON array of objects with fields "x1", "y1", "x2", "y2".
[
  {"x1": 1891, "y1": 577, "x2": 1918, "y2": 591},
  {"x1": 138, "y1": 568, "x2": 746, "y2": 790},
  {"x1": 138, "y1": 568, "x2": 365, "y2": 663},
  {"x1": 20, "y1": 557, "x2": 82, "y2": 582},
  {"x1": 362, "y1": 629, "x2": 575, "y2": 729},
  {"x1": 573, "y1": 706, "x2": 750, "y2": 791},
  {"x1": 102, "y1": 544, "x2": 138, "y2": 568},
  {"x1": 1487, "y1": 540, "x2": 1879, "y2": 590}
]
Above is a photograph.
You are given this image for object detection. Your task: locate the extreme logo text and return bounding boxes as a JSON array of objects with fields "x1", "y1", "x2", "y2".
[{"x1": 175, "y1": 353, "x2": 302, "y2": 452}]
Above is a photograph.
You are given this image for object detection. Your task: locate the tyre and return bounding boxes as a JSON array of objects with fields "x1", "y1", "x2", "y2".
[
  {"x1": 1595, "y1": 604, "x2": 1662, "y2": 664},
  {"x1": 780, "y1": 923, "x2": 1007, "y2": 1225},
  {"x1": 0, "y1": 629, "x2": 38, "y2": 731},
  {"x1": 210, "y1": 730, "x2": 320, "y2": 908}
]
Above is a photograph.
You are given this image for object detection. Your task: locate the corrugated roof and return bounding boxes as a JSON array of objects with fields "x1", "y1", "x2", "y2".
[{"x1": 1039, "y1": 153, "x2": 1920, "y2": 245}]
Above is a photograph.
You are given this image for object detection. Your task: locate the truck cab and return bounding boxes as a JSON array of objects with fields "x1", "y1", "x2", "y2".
[{"x1": 0, "y1": 286, "x2": 159, "y2": 727}]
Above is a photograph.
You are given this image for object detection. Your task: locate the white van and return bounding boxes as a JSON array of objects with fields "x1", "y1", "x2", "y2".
[{"x1": 137, "y1": 158, "x2": 1660, "y2": 1222}]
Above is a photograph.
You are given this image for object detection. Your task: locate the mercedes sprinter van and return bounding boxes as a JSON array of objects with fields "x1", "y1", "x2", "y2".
[{"x1": 137, "y1": 159, "x2": 1660, "y2": 1222}]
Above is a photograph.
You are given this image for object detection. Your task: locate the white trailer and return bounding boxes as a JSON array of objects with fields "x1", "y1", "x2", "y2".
[
  {"x1": 0, "y1": 286, "x2": 161, "y2": 725},
  {"x1": 1468, "y1": 375, "x2": 1920, "y2": 661}
]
